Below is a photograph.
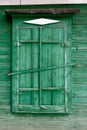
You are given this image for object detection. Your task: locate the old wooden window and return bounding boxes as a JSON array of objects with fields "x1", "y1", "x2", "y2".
[
  {"x1": 9, "y1": 16, "x2": 72, "y2": 113},
  {"x1": 6, "y1": 8, "x2": 78, "y2": 113}
]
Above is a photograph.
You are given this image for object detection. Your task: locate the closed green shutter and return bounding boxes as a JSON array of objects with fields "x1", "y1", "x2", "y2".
[{"x1": 12, "y1": 19, "x2": 72, "y2": 113}]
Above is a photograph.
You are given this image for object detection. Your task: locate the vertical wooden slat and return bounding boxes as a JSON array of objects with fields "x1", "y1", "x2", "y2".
[
  {"x1": 64, "y1": 27, "x2": 68, "y2": 112},
  {"x1": 25, "y1": 43, "x2": 31, "y2": 88},
  {"x1": 25, "y1": 43, "x2": 32, "y2": 105},
  {"x1": 52, "y1": 43, "x2": 59, "y2": 105},
  {"x1": 31, "y1": 28, "x2": 39, "y2": 105},
  {"x1": 12, "y1": 20, "x2": 19, "y2": 111},
  {"x1": 59, "y1": 28, "x2": 65, "y2": 87},
  {"x1": 19, "y1": 27, "x2": 32, "y2": 105},
  {"x1": 19, "y1": 43, "x2": 31, "y2": 105},
  {"x1": 52, "y1": 27, "x2": 64, "y2": 105},
  {"x1": 41, "y1": 27, "x2": 51, "y2": 105},
  {"x1": 65, "y1": 20, "x2": 72, "y2": 112},
  {"x1": 39, "y1": 27, "x2": 42, "y2": 106}
]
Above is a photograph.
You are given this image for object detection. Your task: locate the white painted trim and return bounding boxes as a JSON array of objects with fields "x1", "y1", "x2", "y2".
[
  {"x1": 0, "y1": 0, "x2": 87, "y2": 5},
  {"x1": 68, "y1": 0, "x2": 87, "y2": 3},
  {"x1": 21, "y1": 0, "x2": 67, "y2": 5},
  {"x1": 0, "y1": 0, "x2": 20, "y2": 5},
  {"x1": 21, "y1": 0, "x2": 87, "y2": 5}
]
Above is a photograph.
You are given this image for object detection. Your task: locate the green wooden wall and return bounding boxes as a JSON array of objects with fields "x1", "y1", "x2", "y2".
[{"x1": 0, "y1": 4, "x2": 87, "y2": 130}]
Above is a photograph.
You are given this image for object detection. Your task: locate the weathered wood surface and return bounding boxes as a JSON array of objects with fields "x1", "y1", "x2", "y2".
[
  {"x1": 6, "y1": 8, "x2": 80, "y2": 14},
  {"x1": 11, "y1": 21, "x2": 71, "y2": 113},
  {"x1": 0, "y1": 4, "x2": 86, "y2": 130}
]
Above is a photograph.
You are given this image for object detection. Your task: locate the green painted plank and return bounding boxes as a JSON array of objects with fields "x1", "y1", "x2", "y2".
[
  {"x1": 19, "y1": 27, "x2": 39, "y2": 106},
  {"x1": 25, "y1": 43, "x2": 32, "y2": 105},
  {"x1": 72, "y1": 25, "x2": 87, "y2": 31},
  {"x1": 0, "y1": 101, "x2": 10, "y2": 106},
  {"x1": 31, "y1": 43, "x2": 39, "y2": 105},
  {"x1": 52, "y1": 28, "x2": 64, "y2": 106},
  {"x1": 0, "y1": 40, "x2": 11, "y2": 47},
  {"x1": 41, "y1": 27, "x2": 52, "y2": 105},
  {"x1": 0, "y1": 63, "x2": 11, "y2": 70},
  {"x1": 0, "y1": 81, "x2": 11, "y2": 87},
  {"x1": 72, "y1": 68, "x2": 87, "y2": 74},
  {"x1": 73, "y1": 89, "x2": 87, "y2": 97},
  {"x1": 17, "y1": 105, "x2": 66, "y2": 113},
  {"x1": 0, "y1": 35, "x2": 11, "y2": 40},
  {"x1": 72, "y1": 42, "x2": 87, "y2": 49},
  {"x1": 72, "y1": 77, "x2": 87, "y2": 83},
  {"x1": 73, "y1": 97, "x2": 87, "y2": 103},
  {"x1": 0, "y1": 56, "x2": 10, "y2": 63},
  {"x1": 0, "y1": 74, "x2": 10, "y2": 81},
  {"x1": 72, "y1": 31, "x2": 87, "y2": 39},
  {"x1": 0, "y1": 47, "x2": 11, "y2": 55},
  {"x1": 73, "y1": 17, "x2": 87, "y2": 25},
  {"x1": 0, "y1": 86, "x2": 10, "y2": 91},
  {"x1": 19, "y1": 44, "x2": 31, "y2": 105},
  {"x1": 72, "y1": 51, "x2": 87, "y2": 58},
  {"x1": 0, "y1": 25, "x2": 11, "y2": 31}
]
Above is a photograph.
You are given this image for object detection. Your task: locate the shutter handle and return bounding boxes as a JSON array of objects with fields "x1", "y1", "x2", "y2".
[{"x1": 40, "y1": 105, "x2": 47, "y2": 109}]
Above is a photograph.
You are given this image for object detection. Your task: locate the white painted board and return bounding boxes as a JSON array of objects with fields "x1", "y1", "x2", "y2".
[
  {"x1": 21, "y1": 0, "x2": 87, "y2": 4},
  {"x1": 0, "y1": 0, "x2": 20, "y2": 5},
  {"x1": 0, "y1": 0, "x2": 87, "y2": 5}
]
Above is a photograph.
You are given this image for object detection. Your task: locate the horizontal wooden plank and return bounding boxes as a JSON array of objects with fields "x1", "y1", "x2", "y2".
[
  {"x1": 72, "y1": 25, "x2": 87, "y2": 31},
  {"x1": 0, "y1": 28, "x2": 11, "y2": 33},
  {"x1": 0, "y1": 40, "x2": 11, "y2": 47},
  {"x1": 72, "y1": 77, "x2": 87, "y2": 83},
  {"x1": 72, "y1": 79, "x2": 87, "y2": 84},
  {"x1": 72, "y1": 69, "x2": 87, "y2": 76},
  {"x1": 72, "y1": 31, "x2": 87, "y2": 39},
  {"x1": 0, "y1": 47, "x2": 11, "y2": 55},
  {"x1": 72, "y1": 58, "x2": 87, "y2": 62},
  {"x1": 0, "y1": 105, "x2": 10, "y2": 110},
  {"x1": 17, "y1": 105, "x2": 66, "y2": 113},
  {"x1": 0, "y1": 74, "x2": 11, "y2": 81},
  {"x1": 72, "y1": 82, "x2": 87, "y2": 89},
  {"x1": 73, "y1": 97, "x2": 87, "y2": 103},
  {"x1": 0, "y1": 63, "x2": 11, "y2": 70},
  {"x1": 73, "y1": 88, "x2": 87, "y2": 97},
  {"x1": 72, "y1": 75, "x2": 87, "y2": 81},
  {"x1": 0, "y1": 56, "x2": 11, "y2": 63},
  {"x1": 72, "y1": 51, "x2": 87, "y2": 56},
  {"x1": 0, "y1": 106, "x2": 10, "y2": 115},
  {"x1": 0, "y1": 32, "x2": 11, "y2": 40},
  {"x1": 72, "y1": 38, "x2": 87, "y2": 42},
  {"x1": 0, "y1": 100, "x2": 10, "y2": 105},
  {"x1": 72, "y1": 57, "x2": 87, "y2": 63},
  {"x1": 72, "y1": 63, "x2": 87, "y2": 67},
  {"x1": 0, "y1": 85, "x2": 10, "y2": 91},
  {"x1": 0, "y1": 81, "x2": 11, "y2": 87},
  {"x1": 72, "y1": 42, "x2": 87, "y2": 48},
  {"x1": 73, "y1": 17, "x2": 87, "y2": 25},
  {"x1": 0, "y1": 94, "x2": 10, "y2": 100}
]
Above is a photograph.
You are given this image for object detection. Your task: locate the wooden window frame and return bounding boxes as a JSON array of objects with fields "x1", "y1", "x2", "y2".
[{"x1": 6, "y1": 10, "x2": 78, "y2": 113}]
